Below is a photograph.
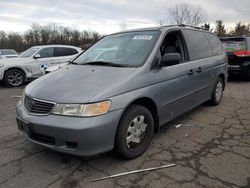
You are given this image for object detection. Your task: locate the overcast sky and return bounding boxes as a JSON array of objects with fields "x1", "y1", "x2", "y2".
[{"x1": 0, "y1": 0, "x2": 249, "y2": 34}]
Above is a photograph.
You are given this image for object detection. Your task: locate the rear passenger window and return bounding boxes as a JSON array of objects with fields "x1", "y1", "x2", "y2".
[
  {"x1": 205, "y1": 33, "x2": 223, "y2": 55},
  {"x1": 54, "y1": 47, "x2": 78, "y2": 57},
  {"x1": 182, "y1": 30, "x2": 212, "y2": 60}
]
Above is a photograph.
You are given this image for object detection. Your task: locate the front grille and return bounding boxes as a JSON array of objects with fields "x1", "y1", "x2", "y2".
[{"x1": 24, "y1": 95, "x2": 55, "y2": 115}]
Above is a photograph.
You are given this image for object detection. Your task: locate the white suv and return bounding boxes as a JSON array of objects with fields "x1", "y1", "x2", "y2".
[{"x1": 0, "y1": 45, "x2": 81, "y2": 87}]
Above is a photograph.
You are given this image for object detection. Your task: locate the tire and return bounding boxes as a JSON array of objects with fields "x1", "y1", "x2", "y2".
[
  {"x1": 209, "y1": 77, "x2": 224, "y2": 106},
  {"x1": 115, "y1": 104, "x2": 154, "y2": 159},
  {"x1": 4, "y1": 69, "x2": 25, "y2": 87}
]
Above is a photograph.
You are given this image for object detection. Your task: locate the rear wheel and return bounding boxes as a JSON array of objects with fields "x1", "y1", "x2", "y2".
[
  {"x1": 4, "y1": 69, "x2": 25, "y2": 87},
  {"x1": 115, "y1": 104, "x2": 154, "y2": 159},
  {"x1": 209, "y1": 77, "x2": 224, "y2": 105}
]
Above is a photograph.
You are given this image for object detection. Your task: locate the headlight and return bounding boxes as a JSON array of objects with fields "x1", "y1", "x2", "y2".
[
  {"x1": 52, "y1": 100, "x2": 111, "y2": 117},
  {"x1": 0, "y1": 63, "x2": 4, "y2": 68}
]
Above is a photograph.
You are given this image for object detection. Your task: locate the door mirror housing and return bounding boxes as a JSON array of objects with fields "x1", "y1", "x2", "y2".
[
  {"x1": 161, "y1": 53, "x2": 181, "y2": 67},
  {"x1": 34, "y1": 54, "x2": 41, "y2": 59}
]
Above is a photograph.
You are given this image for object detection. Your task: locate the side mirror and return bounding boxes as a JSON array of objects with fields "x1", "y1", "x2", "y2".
[
  {"x1": 33, "y1": 54, "x2": 41, "y2": 59},
  {"x1": 161, "y1": 53, "x2": 181, "y2": 66}
]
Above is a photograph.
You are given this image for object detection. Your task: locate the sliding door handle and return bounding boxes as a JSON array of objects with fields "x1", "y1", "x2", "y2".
[
  {"x1": 197, "y1": 67, "x2": 202, "y2": 73},
  {"x1": 188, "y1": 69, "x2": 194, "y2": 76}
]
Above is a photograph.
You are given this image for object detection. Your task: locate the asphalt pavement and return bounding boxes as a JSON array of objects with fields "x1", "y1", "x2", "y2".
[{"x1": 0, "y1": 78, "x2": 249, "y2": 188}]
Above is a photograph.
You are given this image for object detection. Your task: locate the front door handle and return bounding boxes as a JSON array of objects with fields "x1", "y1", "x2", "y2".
[
  {"x1": 197, "y1": 67, "x2": 202, "y2": 73},
  {"x1": 188, "y1": 69, "x2": 194, "y2": 76}
]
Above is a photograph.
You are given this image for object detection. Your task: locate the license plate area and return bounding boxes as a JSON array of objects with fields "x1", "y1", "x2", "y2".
[
  {"x1": 228, "y1": 65, "x2": 240, "y2": 68},
  {"x1": 228, "y1": 64, "x2": 241, "y2": 70},
  {"x1": 16, "y1": 118, "x2": 56, "y2": 145}
]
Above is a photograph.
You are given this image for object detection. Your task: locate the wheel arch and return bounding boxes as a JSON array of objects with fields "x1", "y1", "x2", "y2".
[
  {"x1": 4, "y1": 67, "x2": 27, "y2": 79},
  {"x1": 120, "y1": 97, "x2": 159, "y2": 132},
  {"x1": 218, "y1": 73, "x2": 226, "y2": 90}
]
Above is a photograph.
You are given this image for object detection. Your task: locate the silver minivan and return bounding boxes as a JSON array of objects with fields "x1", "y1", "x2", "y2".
[{"x1": 16, "y1": 25, "x2": 228, "y2": 159}]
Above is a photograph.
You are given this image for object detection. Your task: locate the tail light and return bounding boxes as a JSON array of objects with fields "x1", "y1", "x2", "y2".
[{"x1": 234, "y1": 50, "x2": 250, "y2": 57}]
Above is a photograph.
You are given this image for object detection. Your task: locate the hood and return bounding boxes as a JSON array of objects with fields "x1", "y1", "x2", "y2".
[
  {"x1": 0, "y1": 57, "x2": 31, "y2": 65},
  {"x1": 25, "y1": 65, "x2": 137, "y2": 103}
]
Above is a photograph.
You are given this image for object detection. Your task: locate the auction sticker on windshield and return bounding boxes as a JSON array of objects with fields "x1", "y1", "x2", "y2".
[{"x1": 133, "y1": 35, "x2": 153, "y2": 40}]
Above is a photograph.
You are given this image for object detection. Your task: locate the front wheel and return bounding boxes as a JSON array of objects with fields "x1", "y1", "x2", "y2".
[
  {"x1": 4, "y1": 69, "x2": 25, "y2": 87},
  {"x1": 115, "y1": 104, "x2": 154, "y2": 159},
  {"x1": 209, "y1": 77, "x2": 224, "y2": 106}
]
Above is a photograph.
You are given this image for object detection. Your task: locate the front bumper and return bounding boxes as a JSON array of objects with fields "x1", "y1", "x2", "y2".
[{"x1": 16, "y1": 100, "x2": 123, "y2": 156}]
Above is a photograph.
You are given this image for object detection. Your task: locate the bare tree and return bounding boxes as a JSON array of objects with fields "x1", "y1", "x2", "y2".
[
  {"x1": 168, "y1": 3, "x2": 206, "y2": 26},
  {"x1": 119, "y1": 21, "x2": 128, "y2": 31}
]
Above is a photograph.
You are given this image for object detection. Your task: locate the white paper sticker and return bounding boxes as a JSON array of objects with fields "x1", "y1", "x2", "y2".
[{"x1": 133, "y1": 35, "x2": 153, "y2": 40}]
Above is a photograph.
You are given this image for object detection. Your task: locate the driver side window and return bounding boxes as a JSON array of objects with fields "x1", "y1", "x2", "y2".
[
  {"x1": 37, "y1": 48, "x2": 54, "y2": 58},
  {"x1": 160, "y1": 31, "x2": 188, "y2": 64}
]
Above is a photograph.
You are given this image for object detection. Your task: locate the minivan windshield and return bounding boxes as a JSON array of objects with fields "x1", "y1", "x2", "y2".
[
  {"x1": 73, "y1": 31, "x2": 159, "y2": 67},
  {"x1": 19, "y1": 47, "x2": 39, "y2": 58}
]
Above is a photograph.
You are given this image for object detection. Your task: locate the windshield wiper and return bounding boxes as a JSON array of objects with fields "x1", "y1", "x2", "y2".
[
  {"x1": 68, "y1": 61, "x2": 78, "y2": 65},
  {"x1": 82, "y1": 61, "x2": 128, "y2": 67}
]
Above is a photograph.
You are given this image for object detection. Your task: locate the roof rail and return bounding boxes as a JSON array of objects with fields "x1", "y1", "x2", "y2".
[{"x1": 162, "y1": 24, "x2": 207, "y2": 31}]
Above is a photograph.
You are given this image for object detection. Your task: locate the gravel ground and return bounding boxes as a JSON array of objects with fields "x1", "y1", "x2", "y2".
[{"x1": 0, "y1": 78, "x2": 250, "y2": 188}]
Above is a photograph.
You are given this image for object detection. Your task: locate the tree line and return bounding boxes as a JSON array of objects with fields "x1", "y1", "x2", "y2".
[
  {"x1": 214, "y1": 20, "x2": 250, "y2": 37},
  {"x1": 0, "y1": 23, "x2": 101, "y2": 52}
]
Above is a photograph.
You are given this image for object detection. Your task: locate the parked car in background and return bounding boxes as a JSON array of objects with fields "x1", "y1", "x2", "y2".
[
  {"x1": 220, "y1": 36, "x2": 250, "y2": 78},
  {"x1": 0, "y1": 49, "x2": 19, "y2": 59},
  {"x1": 45, "y1": 49, "x2": 84, "y2": 74},
  {"x1": 16, "y1": 25, "x2": 227, "y2": 159},
  {"x1": 0, "y1": 45, "x2": 81, "y2": 87}
]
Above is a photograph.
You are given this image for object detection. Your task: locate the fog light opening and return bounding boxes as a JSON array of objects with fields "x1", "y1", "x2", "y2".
[{"x1": 65, "y1": 141, "x2": 78, "y2": 149}]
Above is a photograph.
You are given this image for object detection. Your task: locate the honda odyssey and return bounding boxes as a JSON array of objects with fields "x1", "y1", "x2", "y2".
[{"x1": 16, "y1": 25, "x2": 228, "y2": 159}]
